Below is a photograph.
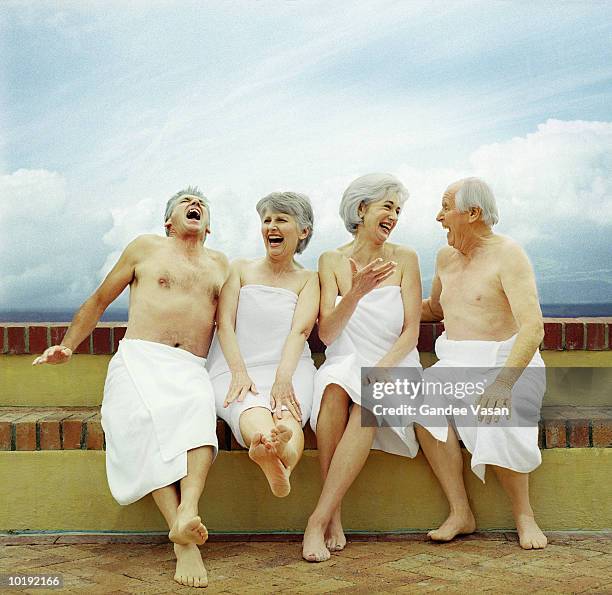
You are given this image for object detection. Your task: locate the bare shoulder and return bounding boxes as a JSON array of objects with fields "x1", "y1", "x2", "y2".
[
  {"x1": 496, "y1": 235, "x2": 531, "y2": 265},
  {"x1": 318, "y1": 249, "x2": 344, "y2": 269},
  {"x1": 125, "y1": 234, "x2": 164, "y2": 260},
  {"x1": 387, "y1": 242, "x2": 418, "y2": 265},
  {"x1": 204, "y1": 247, "x2": 230, "y2": 271},
  {"x1": 435, "y1": 245, "x2": 455, "y2": 267}
]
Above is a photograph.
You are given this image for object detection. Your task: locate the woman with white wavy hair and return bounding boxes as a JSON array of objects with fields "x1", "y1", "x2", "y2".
[
  {"x1": 206, "y1": 191, "x2": 318, "y2": 498},
  {"x1": 303, "y1": 173, "x2": 423, "y2": 562}
]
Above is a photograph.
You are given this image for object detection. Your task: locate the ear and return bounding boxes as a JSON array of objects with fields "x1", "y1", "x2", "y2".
[
  {"x1": 298, "y1": 227, "x2": 309, "y2": 240},
  {"x1": 164, "y1": 220, "x2": 172, "y2": 233},
  {"x1": 468, "y1": 206, "x2": 481, "y2": 223},
  {"x1": 357, "y1": 201, "x2": 366, "y2": 218}
]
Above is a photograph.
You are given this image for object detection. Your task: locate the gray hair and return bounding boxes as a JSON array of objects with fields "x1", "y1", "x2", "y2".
[
  {"x1": 339, "y1": 173, "x2": 409, "y2": 234},
  {"x1": 454, "y1": 177, "x2": 499, "y2": 226},
  {"x1": 164, "y1": 186, "x2": 210, "y2": 237},
  {"x1": 255, "y1": 191, "x2": 314, "y2": 254}
]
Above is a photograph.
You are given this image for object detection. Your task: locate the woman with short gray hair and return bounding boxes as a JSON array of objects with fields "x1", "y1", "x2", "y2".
[
  {"x1": 303, "y1": 173, "x2": 422, "y2": 562},
  {"x1": 206, "y1": 191, "x2": 318, "y2": 498}
]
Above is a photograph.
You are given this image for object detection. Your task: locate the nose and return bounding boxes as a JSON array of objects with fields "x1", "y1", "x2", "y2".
[{"x1": 436, "y1": 210, "x2": 444, "y2": 222}]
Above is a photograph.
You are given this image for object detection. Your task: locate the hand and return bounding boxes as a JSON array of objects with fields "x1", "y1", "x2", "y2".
[
  {"x1": 224, "y1": 370, "x2": 258, "y2": 407},
  {"x1": 348, "y1": 257, "x2": 397, "y2": 299},
  {"x1": 32, "y1": 345, "x2": 73, "y2": 366},
  {"x1": 270, "y1": 379, "x2": 302, "y2": 422},
  {"x1": 476, "y1": 380, "x2": 512, "y2": 424}
]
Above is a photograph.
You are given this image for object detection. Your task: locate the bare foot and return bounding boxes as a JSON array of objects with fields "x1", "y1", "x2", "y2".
[
  {"x1": 428, "y1": 509, "x2": 476, "y2": 542},
  {"x1": 248, "y1": 432, "x2": 290, "y2": 497},
  {"x1": 303, "y1": 517, "x2": 331, "y2": 562},
  {"x1": 169, "y1": 506, "x2": 209, "y2": 546},
  {"x1": 516, "y1": 513, "x2": 547, "y2": 549},
  {"x1": 174, "y1": 543, "x2": 208, "y2": 588},
  {"x1": 325, "y1": 510, "x2": 346, "y2": 552},
  {"x1": 270, "y1": 424, "x2": 297, "y2": 469}
]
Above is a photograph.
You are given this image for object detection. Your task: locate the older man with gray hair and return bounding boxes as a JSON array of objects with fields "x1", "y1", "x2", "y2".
[
  {"x1": 418, "y1": 177, "x2": 548, "y2": 550},
  {"x1": 33, "y1": 186, "x2": 229, "y2": 586}
]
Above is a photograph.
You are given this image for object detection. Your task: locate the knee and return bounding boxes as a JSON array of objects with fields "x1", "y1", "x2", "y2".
[{"x1": 320, "y1": 384, "x2": 350, "y2": 413}]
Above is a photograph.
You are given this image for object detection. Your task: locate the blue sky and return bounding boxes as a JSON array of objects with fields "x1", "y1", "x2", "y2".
[{"x1": 1, "y1": 0, "x2": 611, "y2": 310}]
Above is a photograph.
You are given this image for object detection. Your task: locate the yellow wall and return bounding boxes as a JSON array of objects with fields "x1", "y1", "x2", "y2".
[
  {"x1": 3, "y1": 351, "x2": 611, "y2": 407},
  {"x1": 2, "y1": 449, "x2": 610, "y2": 533}
]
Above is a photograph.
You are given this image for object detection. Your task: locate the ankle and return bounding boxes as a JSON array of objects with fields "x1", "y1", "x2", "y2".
[
  {"x1": 177, "y1": 502, "x2": 198, "y2": 517},
  {"x1": 448, "y1": 503, "x2": 473, "y2": 517},
  {"x1": 307, "y1": 513, "x2": 328, "y2": 530}
]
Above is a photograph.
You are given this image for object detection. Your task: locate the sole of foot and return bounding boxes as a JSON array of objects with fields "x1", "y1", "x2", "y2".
[
  {"x1": 169, "y1": 515, "x2": 209, "y2": 546},
  {"x1": 427, "y1": 511, "x2": 476, "y2": 542},
  {"x1": 303, "y1": 520, "x2": 331, "y2": 563},
  {"x1": 516, "y1": 514, "x2": 548, "y2": 549},
  {"x1": 249, "y1": 432, "x2": 290, "y2": 497},
  {"x1": 270, "y1": 423, "x2": 297, "y2": 469},
  {"x1": 174, "y1": 543, "x2": 208, "y2": 588}
]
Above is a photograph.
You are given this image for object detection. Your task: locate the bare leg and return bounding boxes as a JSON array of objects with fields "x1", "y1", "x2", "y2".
[
  {"x1": 169, "y1": 446, "x2": 214, "y2": 546},
  {"x1": 303, "y1": 404, "x2": 376, "y2": 562},
  {"x1": 152, "y1": 473, "x2": 208, "y2": 587},
  {"x1": 415, "y1": 424, "x2": 475, "y2": 541},
  {"x1": 316, "y1": 384, "x2": 350, "y2": 552},
  {"x1": 240, "y1": 406, "x2": 290, "y2": 497},
  {"x1": 492, "y1": 466, "x2": 547, "y2": 549}
]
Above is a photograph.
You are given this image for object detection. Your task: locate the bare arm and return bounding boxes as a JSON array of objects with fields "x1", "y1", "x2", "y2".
[
  {"x1": 33, "y1": 236, "x2": 144, "y2": 364},
  {"x1": 317, "y1": 251, "x2": 396, "y2": 346},
  {"x1": 377, "y1": 249, "x2": 422, "y2": 367},
  {"x1": 496, "y1": 244, "x2": 544, "y2": 386},
  {"x1": 216, "y1": 260, "x2": 258, "y2": 404},
  {"x1": 421, "y1": 250, "x2": 445, "y2": 322},
  {"x1": 271, "y1": 273, "x2": 320, "y2": 420}
]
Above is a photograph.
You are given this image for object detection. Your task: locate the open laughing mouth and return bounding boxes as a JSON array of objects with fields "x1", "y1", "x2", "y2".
[
  {"x1": 268, "y1": 235, "x2": 284, "y2": 247},
  {"x1": 379, "y1": 221, "x2": 393, "y2": 234},
  {"x1": 186, "y1": 207, "x2": 201, "y2": 221}
]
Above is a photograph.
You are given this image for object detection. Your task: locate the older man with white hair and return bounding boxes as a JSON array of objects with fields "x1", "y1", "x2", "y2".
[
  {"x1": 33, "y1": 186, "x2": 229, "y2": 586},
  {"x1": 418, "y1": 177, "x2": 548, "y2": 550}
]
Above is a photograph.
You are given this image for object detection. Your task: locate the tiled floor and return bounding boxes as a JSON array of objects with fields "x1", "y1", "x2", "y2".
[{"x1": 1, "y1": 533, "x2": 611, "y2": 593}]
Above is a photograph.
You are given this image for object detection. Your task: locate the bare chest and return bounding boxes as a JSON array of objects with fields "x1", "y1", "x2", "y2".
[
  {"x1": 138, "y1": 258, "x2": 222, "y2": 299},
  {"x1": 439, "y1": 257, "x2": 504, "y2": 309}
]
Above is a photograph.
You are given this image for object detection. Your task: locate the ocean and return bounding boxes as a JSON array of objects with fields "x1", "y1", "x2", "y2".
[{"x1": 1, "y1": 304, "x2": 611, "y2": 322}]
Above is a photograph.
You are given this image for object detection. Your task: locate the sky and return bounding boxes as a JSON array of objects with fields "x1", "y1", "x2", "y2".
[{"x1": 1, "y1": 0, "x2": 611, "y2": 311}]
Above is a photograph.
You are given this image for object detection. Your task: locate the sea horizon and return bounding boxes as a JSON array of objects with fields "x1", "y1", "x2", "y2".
[{"x1": 1, "y1": 303, "x2": 611, "y2": 323}]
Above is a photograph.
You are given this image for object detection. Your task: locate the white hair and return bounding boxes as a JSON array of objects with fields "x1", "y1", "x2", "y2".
[
  {"x1": 339, "y1": 173, "x2": 409, "y2": 234},
  {"x1": 256, "y1": 191, "x2": 314, "y2": 254},
  {"x1": 164, "y1": 186, "x2": 210, "y2": 237},
  {"x1": 454, "y1": 177, "x2": 499, "y2": 226}
]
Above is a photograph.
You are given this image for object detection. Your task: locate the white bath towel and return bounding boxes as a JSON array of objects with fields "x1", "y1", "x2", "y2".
[
  {"x1": 101, "y1": 339, "x2": 218, "y2": 505},
  {"x1": 207, "y1": 284, "x2": 316, "y2": 447},
  {"x1": 421, "y1": 332, "x2": 546, "y2": 481},
  {"x1": 310, "y1": 285, "x2": 422, "y2": 458}
]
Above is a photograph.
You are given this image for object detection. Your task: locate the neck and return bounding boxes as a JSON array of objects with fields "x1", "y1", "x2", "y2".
[
  {"x1": 453, "y1": 223, "x2": 493, "y2": 257},
  {"x1": 350, "y1": 232, "x2": 386, "y2": 264},
  {"x1": 264, "y1": 253, "x2": 295, "y2": 273},
  {"x1": 171, "y1": 233, "x2": 206, "y2": 255}
]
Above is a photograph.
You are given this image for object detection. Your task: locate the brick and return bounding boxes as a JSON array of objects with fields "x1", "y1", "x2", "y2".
[
  {"x1": 304, "y1": 425, "x2": 317, "y2": 449},
  {"x1": 39, "y1": 411, "x2": 72, "y2": 450},
  {"x1": 73, "y1": 335, "x2": 91, "y2": 354},
  {"x1": 230, "y1": 431, "x2": 246, "y2": 451},
  {"x1": 544, "y1": 419, "x2": 567, "y2": 448},
  {"x1": 15, "y1": 420, "x2": 36, "y2": 450},
  {"x1": 433, "y1": 322, "x2": 445, "y2": 342},
  {"x1": 417, "y1": 323, "x2": 435, "y2": 352},
  {"x1": 537, "y1": 421, "x2": 544, "y2": 448},
  {"x1": 586, "y1": 322, "x2": 606, "y2": 350},
  {"x1": 112, "y1": 326, "x2": 127, "y2": 352},
  {"x1": 86, "y1": 419, "x2": 105, "y2": 450},
  {"x1": 308, "y1": 324, "x2": 325, "y2": 354},
  {"x1": 92, "y1": 327, "x2": 112, "y2": 354},
  {"x1": 62, "y1": 418, "x2": 84, "y2": 449},
  {"x1": 49, "y1": 326, "x2": 89, "y2": 354},
  {"x1": 542, "y1": 322, "x2": 562, "y2": 350},
  {"x1": 565, "y1": 322, "x2": 585, "y2": 350},
  {"x1": 216, "y1": 420, "x2": 229, "y2": 450},
  {"x1": 0, "y1": 422, "x2": 10, "y2": 450},
  {"x1": 28, "y1": 326, "x2": 49, "y2": 354},
  {"x1": 7, "y1": 326, "x2": 26, "y2": 354},
  {"x1": 567, "y1": 419, "x2": 590, "y2": 448},
  {"x1": 0, "y1": 325, "x2": 5, "y2": 353},
  {"x1": 592, "y1": 419, "x2": 612, "y2": 447}
]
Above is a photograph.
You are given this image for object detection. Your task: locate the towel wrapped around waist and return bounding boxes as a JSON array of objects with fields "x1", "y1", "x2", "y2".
[
  {"x1": 101, "y1": 339, "x2": 217, "y2": 505},
  {"x1": 420, "y1": 332, "x2": 546, "y2": 481}
]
